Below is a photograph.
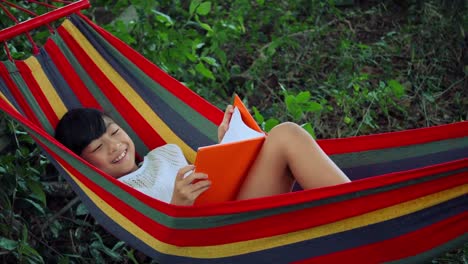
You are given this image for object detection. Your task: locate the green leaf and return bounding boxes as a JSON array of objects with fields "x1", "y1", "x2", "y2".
[
  {"x1": 111, "y1": 241, "x2": 126, "y2": 251},
  {"x1": 58, "y1": 256, "x2": 70, "y2": 264},
  {"x1": 76, "y1": 203, "x2": 89, "y2": 216},
  {"x1": 26, "y1": 178, "x2": 46, "y2": 206},
  {"x1": 194, "y1": 42, "x2": 205, "y2": 50},
  {"x1": 195, "y1": 62, "x2": 215, "y2": 79},
  {"x1": 0, "y1": 237, "x2": 18, "y2": 250},
  {"x1": 230, "y1": 64, "x2": 241, "y2": 75},
  {"x1": 388, "y1": 79, "x2": 405, "y2": 99},
  {"x1": 91, "y1": 233, "x2": 122, "y2": 261},
  {"x1": 285, "y1": 95, "x2": 302, "y2": 121},
  {"x1": 98, "y1": 243, "x2": 122, "y2": 260},
  {"x1": 90, "y1": 248, "x2": 105, "y2": 264},
  {"x1": 196, "y1": 2, "x2": 212, "y2": 16},
  {"x1": 296, "y1": 91, "x2": 311, "y2": 103},
  {"x1": 305, "y1": 102, "x2": 323, "y2": 112},
  {"x1": 152, "y1": 10, "x2": 174, "y2": 26},
  {"x1": 18, "y1": 243, "x2": 44, "y2": 264},
  {"x1": 189, "y1": 0, "x2": 201, "y2": 15},
  {"x1": 252, "y1": 107, "x2": 264, "y2": 124},
  {"x1": 301, "y1": 123, "x2": 316, "y2": 138},
  {"x1": 423, "y1": 92, "x2": 435, "y2": 103},
  {"x1": 353, "y1": 83, "x2": 360, "y2": 92},
  {"x1": 50, "y1": 220, "x2": 63, "y2": 239},
  {"x1": 344, "y1": 116, "x2": 352, "y2": 124},
  {"x1": 215, "y1": 49, "x2": 227, "y2": 65},
  {"x1": 125, "y1": 248, "x2": 139, "y2": 264},
  {"x1": 22, "y1": 225, "x2": 28, "y2": 243},
  {"x1": 185, "y1": 53, "x2": 198, "y2": 62},
  {"x1": 264, "y1": 118, "x2": 280, "y2": 132},
  {"x1": 20, "y1": 198, "x2": 45, "y2": 215},
  {"x1": 266, "y1": 39, "x2": 282, "y2": 56},
  {"x1": 27, "y1": 166, "x2": 41, "y2": 176},
  {"x1": 198, "y1": 20, "x2": 213, "y2": 33},
  {"x1": 201, "y1": 56, "x2": 219, "y2": 67},
  {"x1": 285, "y1": 94, "x2": 296, "y2": 110}
]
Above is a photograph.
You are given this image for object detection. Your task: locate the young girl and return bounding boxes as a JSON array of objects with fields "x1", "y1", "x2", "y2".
[{"x1": 55, "y1": 107, "x2": 350, "y2": 206}]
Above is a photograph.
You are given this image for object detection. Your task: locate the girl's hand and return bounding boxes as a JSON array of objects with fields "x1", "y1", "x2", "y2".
[
  {"x1": 170, "y1": 165, "x2": 211, "y2": 206},
  {"x1": 218, "y1": 105, "x2": 234, "y2": 143}
]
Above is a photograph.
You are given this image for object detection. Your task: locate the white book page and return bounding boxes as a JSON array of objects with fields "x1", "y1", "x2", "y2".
[{"x1": 220, "y1": 107, "x2": 264, "y2": 144}]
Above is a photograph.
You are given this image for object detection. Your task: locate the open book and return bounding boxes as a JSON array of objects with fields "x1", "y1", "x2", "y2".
[
  {"x1": 219, "y1": 106, "x2": 264, "y2": 144},
  {"x1": 194, "y1": 95, "x2": 266, "y2": 205}
]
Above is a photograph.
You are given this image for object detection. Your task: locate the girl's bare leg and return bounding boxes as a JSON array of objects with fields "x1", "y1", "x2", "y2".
[{"x1": 237, "y1": 122, "x2": 350, "y2": 200}]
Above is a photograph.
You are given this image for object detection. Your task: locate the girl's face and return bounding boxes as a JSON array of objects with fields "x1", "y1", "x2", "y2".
[{"x1": 81, "y1": 117, "x2": 138, "y2": 178}]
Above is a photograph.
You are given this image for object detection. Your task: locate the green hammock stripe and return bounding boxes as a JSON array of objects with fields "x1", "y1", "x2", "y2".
[
  {"x1": 2, "y1": 34, "x2": 464, "y2": 229},
  {"x1": 49, "y1": 35, "x2": 149, "y2": 155},
  {"x1": 18, "y1": 124, "x2": 468, "y2": 230},
  {"x1": 331, "y1": 136, "x2": 468, "y2": 169},
  {"x1": 35, "y1": 16, "x2": 468, "y2": 175},
  {"x1": 33, "y1": 131, "x2": 175, "y2": 223},
  {"x1": 76, "y1": 18, "x2": 218, "y2": 142},
  {"x1": 385, "y1": 233, "x2": 468, "y2": 264},
  {"x1": 2, "y1": 61, "x2": 54, "y2": 134}
]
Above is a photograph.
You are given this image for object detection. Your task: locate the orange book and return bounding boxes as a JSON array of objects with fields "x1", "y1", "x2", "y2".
[{"x1": 194, "y1": 95, "x2": 266, "y2": 205}]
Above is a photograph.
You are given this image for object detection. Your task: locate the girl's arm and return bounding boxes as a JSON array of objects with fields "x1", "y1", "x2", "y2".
[{"x1": 171, "y1": 104, "x2": 232, "y2": 205}]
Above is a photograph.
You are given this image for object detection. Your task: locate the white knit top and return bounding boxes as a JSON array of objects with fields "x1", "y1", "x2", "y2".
[{"x1": 118, "y1": 144, "x2": 188, "y2": 203}]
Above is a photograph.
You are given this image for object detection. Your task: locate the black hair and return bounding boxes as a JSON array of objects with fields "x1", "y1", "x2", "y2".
[{"x1": 54, "y1": 108, "x2": 108, "y2": 155}]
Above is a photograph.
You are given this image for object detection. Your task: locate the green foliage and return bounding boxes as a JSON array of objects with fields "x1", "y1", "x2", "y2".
[
  {"x1": 0, "y1": 0, "x2": 467, "y2": 262},
  {"x1": 0, "y1": 119, "x2": 47, "y2": 263},
  {"x1": 0, "y1": 115, "x2": 137, "y2": 263}
]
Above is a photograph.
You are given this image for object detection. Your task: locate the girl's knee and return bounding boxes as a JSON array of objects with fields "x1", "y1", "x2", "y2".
[
  {"x1": 269, "y1": 122, "x2": 303, "y2": 137},
  {"x1": 268, "y1": 122, "x2": 312, "y2": 144}
]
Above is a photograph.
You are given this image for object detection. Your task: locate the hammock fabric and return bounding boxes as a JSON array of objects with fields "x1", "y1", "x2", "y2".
[{"x1": 0, "y1": 13, "x2": 467, "y2": 264}]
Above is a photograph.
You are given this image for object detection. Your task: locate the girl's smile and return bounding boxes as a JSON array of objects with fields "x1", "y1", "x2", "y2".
[
  {"x1": 81, "y1": 117, "x2": 138, "y2": 178},
  {"x1": 112, "y1": 149, "x2": 128, "y2": 163}
]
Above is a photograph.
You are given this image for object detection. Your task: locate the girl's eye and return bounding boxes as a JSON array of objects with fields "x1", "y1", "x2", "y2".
[
  {"x1": 112, "y1": 128, "x2": 120, "y2": 136},
  {"x1": 92, "y1": 144, "x2": 102, "y2": 153}
]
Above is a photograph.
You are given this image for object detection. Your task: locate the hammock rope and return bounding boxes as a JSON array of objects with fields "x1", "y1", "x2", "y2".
[{"x1": 0, "y1": 9, "x2": 466, "y2": 264}]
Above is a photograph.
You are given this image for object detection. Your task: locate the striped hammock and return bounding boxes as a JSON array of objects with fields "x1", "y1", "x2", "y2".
[{"x1": 0, "y1": 13, "x2": 466, "y2": 264}]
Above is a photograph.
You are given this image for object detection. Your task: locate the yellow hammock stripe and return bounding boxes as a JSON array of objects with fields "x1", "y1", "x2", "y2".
[
  {"x1": 61, "y1": 165, "x2": 468, "y2": 259},
  {"x1": 23, "y1": 57, "x2": 68, "y2": 120},
  {"x1": 61, "y1": 20, "x2": 197, "y2": 162}
]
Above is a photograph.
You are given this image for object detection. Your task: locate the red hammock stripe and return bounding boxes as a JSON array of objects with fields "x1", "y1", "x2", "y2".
[
  {"x1": 15, "y1": 60, "x2": 59, "y2": 127},
  {"x1": 46, "y1": 140, "x2": 467, "y2": 247},
  {"x1": 0, "y1": 63, "x2": 41, "y2": 125},
  {"x1": 56, "y1": 26, "x2": 166, "y2": 149},
  {"x1": 171, "y1": 158, "x2": 467, "y2": 216},
  {"x1": 166, "y1": 173, "x2": 466, "y2": 247},
  {"x1": 294, "y1": 212, "x2": 467, "y2": 264},
  {"x1": 1, "y1": 13, "x2": 466, "y2": 262},
  {"x1": 318, "y1": 121, "x2": 468, "y2": 155},
  {"x1": 76, "y1": 13, "x2": 224, "y2": 126},
  {"x1": 6, "y1": 77, "x2": 464, "y2": 221},
  {"x1": 44, "y1": 40, "x2": 102, "y2": 114}
]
